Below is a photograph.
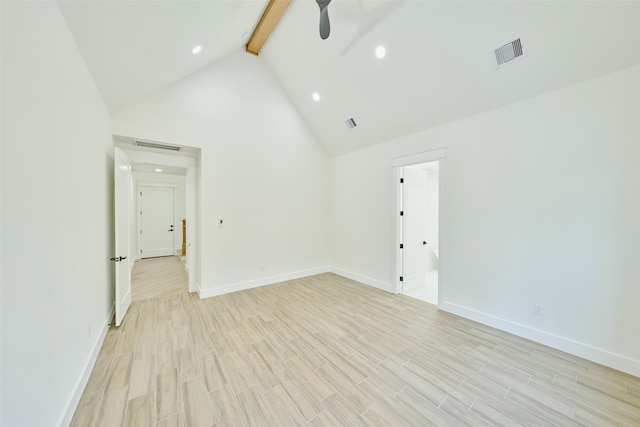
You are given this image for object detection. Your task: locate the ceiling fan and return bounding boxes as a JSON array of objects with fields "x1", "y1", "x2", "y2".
[
  {"x1": 246, "y1": 0, "x2": 334, "y2": 56},
  {"x1": 316, "y1": 0, "x2": 332, "y2": 40}
]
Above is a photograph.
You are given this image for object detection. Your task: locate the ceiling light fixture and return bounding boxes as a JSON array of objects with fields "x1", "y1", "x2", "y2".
[
  {"x1": 312, "y1": 92, "x2": 320, "y2": 102},
  {"x1": 192, "y1": 45, "x2": 202, "y2": 54},
  {"x1": 155, "y1": 168, "x2": 163, "y2": 172},
  {"x1": 375, "y1": 46, "x2": 386, "y2": 58}
]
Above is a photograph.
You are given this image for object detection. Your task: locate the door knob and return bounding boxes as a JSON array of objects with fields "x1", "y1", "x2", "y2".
[
  {"x1": 110, "y1": 256, "x2": 127, "y2": 262},
  {"x1": 423, "y1": 241, "x2": 427, "y2": 245}
]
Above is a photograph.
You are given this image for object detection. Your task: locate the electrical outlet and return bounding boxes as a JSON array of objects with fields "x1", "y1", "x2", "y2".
[{"x1": 534, "y1": 304, "x2": 544, "y2": 316}]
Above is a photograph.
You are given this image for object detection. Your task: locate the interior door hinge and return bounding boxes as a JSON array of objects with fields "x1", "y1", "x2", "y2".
[
  {"x1": 399, "y1": 243, "x2": 403, "y2": 249},
  {"x1": 400, "y1": 178, "x2": 404, "y2": 183},
  {"x1": 399, "y1": 276, "x2": 404, "y2": 282},
  {"x1": 400, "y1": 211, "x2": 404, "y2": 216}
]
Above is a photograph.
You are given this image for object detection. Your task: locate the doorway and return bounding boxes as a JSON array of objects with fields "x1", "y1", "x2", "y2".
[
  {"x1": 114, "y1": 136, "x2": 200, "y2": 298},
  {"x1": 401, "y1": 161, "x2": 439, "y2": 304},
  {"x1": 393, "y1": 148, "x2": 445, "y2": 305}
]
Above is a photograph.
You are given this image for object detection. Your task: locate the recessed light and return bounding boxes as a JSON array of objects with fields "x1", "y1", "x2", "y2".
[
  {"x1": 375, "y1": 45, "x2": 386, "y2": 59},
  {"x1": 192, "y1": 45, "x2": 202, "y2": 55},
  {"x1": 312, "y1": 92, "x2": 320, "y2": 102},
  {"x1": 155, "y1": 168, "x2": 163, "y2": 173}
]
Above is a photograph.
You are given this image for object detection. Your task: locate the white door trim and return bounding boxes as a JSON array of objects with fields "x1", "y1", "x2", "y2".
[
  {"x1": 392, "y1": 148, "x2": 446, "y2": 300},
  {"x1": 392, "y1": 148, "x2": 446, "y2": 167}
]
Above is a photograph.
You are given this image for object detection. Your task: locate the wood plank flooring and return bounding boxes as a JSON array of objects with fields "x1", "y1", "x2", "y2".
[
  {"x1": 131, "y1": 256, "x2": 187, "y2": 302},
  {"x1": 72, "y1": 264, "x2": 640, "y2": 426}
]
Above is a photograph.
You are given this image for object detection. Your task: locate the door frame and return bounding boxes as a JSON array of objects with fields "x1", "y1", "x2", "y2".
[
  {"x1": 137, "y1": 183, "x2": 178, "y2": 260},
  {"x1": 392, "y1": 148, "x2": 446, "y2": 301},
  {"x1": 119, "y1": 146, "x2": 200, "y2": 294}
]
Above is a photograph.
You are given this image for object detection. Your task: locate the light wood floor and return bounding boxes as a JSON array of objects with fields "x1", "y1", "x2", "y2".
[
  {"x1": 72, "y1": 268, "x2": 640, "y2": 426},
  {"x1": 131, "y1": 256, "x2": 187, "y2": 302}
]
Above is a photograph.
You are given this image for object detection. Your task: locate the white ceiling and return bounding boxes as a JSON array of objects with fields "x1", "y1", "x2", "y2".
[
  {"x1": 57, "y1": 0, "x2": 265, "y2": 112},
  {"x1": 58, "y1": 1, "x2": 640, "y2": 157}
]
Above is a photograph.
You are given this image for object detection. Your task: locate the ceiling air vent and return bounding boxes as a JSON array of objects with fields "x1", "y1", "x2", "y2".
[
  {"x1": 134, "y1": 139, "x2": 181, "y2": 151},
  {"x1": 345, "y1": 118, "x2": 357, "y2": 129},
  {"x1": 494, "y1": 37, "x2": 524, "y2": 68}
]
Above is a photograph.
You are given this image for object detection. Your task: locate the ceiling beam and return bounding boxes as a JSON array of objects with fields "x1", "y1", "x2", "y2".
[{"x1": 246, "y1": 0, "x2": 292, "y2": 56}]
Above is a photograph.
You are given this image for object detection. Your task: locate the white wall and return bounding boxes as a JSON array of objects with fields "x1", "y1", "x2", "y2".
[
  {"x1": 1, "y1": 2, "x2": 113, "y2": 426},
  {"x1": 330, "y1": 65, "x2": 640, "y2": 376},
  {"x1": 113, "y1": 51, "x2": 330, "y2": 296},
  {"x1": 133, "y1": 172, "x2": 187, "y2": 260},
  {"x1": 0, "y1": 2, "x2": 4, "y2": 422}
]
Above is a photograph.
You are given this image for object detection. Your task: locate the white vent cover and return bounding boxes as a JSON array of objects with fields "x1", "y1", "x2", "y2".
[
  {"x1": 494, "y1": 37, "x2": 524, "y2": 68},
  {"x1": 135, "y1": 139, "x2": 181, "y2": 151},
  {"x1": 345, "y1": 118, "x2": 357, "y2": 129}
]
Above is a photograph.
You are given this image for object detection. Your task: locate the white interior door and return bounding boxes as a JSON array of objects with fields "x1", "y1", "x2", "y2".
[
  {"x1": 114, "y1": 148, "x2": 132, "y2": 327},
  {"x1": 139, "y1": 186, "x2": 175, "y2": 258},
  {"x1": 402, "y1": 166, "x2": 425, "y2": 291}
]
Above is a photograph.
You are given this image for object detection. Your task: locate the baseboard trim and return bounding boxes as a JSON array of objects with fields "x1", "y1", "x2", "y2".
[
  {"x1": 439, "y1": 301, "x2": 640, "y2": 378},
  {"x1": 198, "y1": 267, "x2": 331, "y2": 299},
  {"x1": 59, "y1": 305, "x2": 115, "y2": 427},
  {"x1": 329, "y1": 267, "x2": 395, "y2": 294}
]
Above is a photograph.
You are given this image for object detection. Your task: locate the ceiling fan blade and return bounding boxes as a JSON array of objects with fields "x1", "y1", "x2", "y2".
[{"x1": 316, "y1": 0, "x2": 331, "y2": 40}]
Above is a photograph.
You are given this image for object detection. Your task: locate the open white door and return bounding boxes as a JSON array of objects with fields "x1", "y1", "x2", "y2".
[
  {"x1": 393, "y1": 148, "x2": 445, "y2": 298},
  {"x1": 113, "y1": 148, "x2": 132, "y2": 326},
  {"x1": 402, "y1": 166, "x2": 426, "y2": 292}
]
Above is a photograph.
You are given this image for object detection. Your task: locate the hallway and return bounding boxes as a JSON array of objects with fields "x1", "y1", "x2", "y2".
[{"x1": 132, "y1": 256, "x2": 188, "y2": 302}]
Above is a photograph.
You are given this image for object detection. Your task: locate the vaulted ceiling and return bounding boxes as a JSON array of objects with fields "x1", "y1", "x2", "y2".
[{"x1": 58, "y1": 1, "x2": 640, "y2": 157}]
